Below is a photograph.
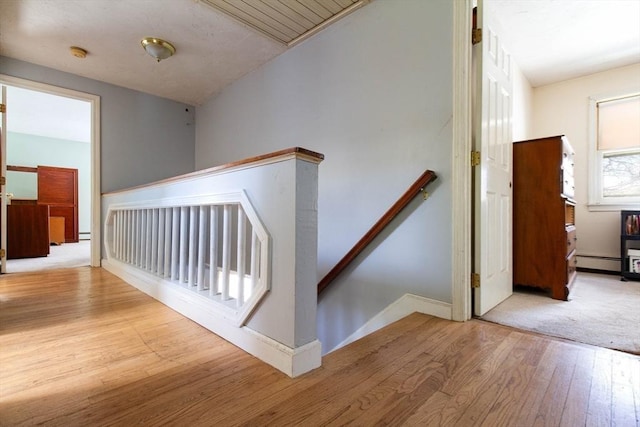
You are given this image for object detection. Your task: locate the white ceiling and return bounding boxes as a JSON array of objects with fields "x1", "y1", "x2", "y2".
[
  {"x1": 490, "y1": 0, "x2": 640, "y2": 87},
  {"x1": 0, "y1": 0, "x2": 287, "y2": 106},
  {"x1": 1, "y1": 0, "x2": 639, "y2": 142}
]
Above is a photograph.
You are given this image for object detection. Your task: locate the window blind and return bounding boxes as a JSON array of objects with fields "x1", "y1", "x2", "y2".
[{"x1": 597, "y1": 95, "x2": 640, "y2": 150}]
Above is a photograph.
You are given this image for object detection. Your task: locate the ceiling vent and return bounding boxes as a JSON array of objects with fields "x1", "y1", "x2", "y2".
[{"x1": 202, "y1": 0, "x2": 369, "y2": 46}]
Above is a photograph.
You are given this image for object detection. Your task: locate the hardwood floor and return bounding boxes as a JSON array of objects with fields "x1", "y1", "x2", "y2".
[{"x1": 1, "y1": 267, "x2": 638, "y2": 426}]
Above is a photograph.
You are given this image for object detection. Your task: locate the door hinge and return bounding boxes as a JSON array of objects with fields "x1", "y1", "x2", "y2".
[
  {"x1": 471, "y1": 151, "x2": 481, "y2": 167},
  {"x1": 0, "y1": 176, "x2": 5, "y2": 186},
  {"x1": 471, "y1": 273, "x2": 480, "y2": 288},
  {"x1": 472, "y1": 28, "x2": 482, "y2": 45},
  {"x1": 0, "y1": 249, "x2": 5, "y2": 258},
  {"x1": 0, "y1": 103, "x2": 5, "y2": 113}
]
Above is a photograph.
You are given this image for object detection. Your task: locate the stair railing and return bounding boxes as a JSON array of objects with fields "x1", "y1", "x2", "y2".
[
  {"x1": 102, "y1": 147, "x2": 325, "y2": 377},
  {"x1": 317, "y1": 169, "x2": 437, "y2": 294}
]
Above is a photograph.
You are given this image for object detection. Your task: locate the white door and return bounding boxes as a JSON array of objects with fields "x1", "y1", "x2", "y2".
[
  {"x1": 473, "y1": 0, "x2": 513, "y2": 316},
  {"x1": 1, "y1": 85, "x2": 7, "y2": 273}
]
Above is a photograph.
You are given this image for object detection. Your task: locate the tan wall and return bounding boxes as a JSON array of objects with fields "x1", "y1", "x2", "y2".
[{"x1": 532, "y1": 63, "x2": 640, "y2": 271}]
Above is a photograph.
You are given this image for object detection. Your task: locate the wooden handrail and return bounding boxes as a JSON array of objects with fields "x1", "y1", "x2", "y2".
[{"x1": 317, "y1": 169, "x2": 437, "y2": 295}]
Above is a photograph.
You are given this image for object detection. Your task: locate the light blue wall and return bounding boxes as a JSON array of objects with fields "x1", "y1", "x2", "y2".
[
  {"x1": 7, "y1": 132, "x2": 91, "y2": 234},
  {"x1": 1, "y1": 56, "x2": 196, "y2": 253},
  {"x1": 0, "y1": 56, "x2": 196, "y2": 193},
  {"x1": 195, "y1": 0, "x2": 454, "y2": 351}
]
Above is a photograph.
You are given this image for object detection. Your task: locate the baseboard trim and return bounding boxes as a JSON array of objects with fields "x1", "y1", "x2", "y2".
[
  {"x1": 326, "y1": 293, "x2": 452, "y2": 354},
  {"x1": 102, "y1": 258, "x2": 321, "y2": 377},
  {"x1": 576, "y1": 267, "x2": 620, "y2": 276}
]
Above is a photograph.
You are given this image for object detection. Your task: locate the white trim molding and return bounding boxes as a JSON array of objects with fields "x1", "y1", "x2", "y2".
[
  {"x1": 103, "y1": 258, "x2": 321, "y2": 377},
  {"x1": 326, "y1": 293, "x2": 452, "y2": 354},
  {"x1": 0, "y1": 74, "x2": 101, "y2": 268},
  {"x1": 451, "y1": 0, "x2": 473, "y2": 321}
]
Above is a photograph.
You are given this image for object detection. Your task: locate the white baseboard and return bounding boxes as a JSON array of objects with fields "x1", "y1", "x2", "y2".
[
  {"x1": 575, "y1": 256, "x2": 619, "y2": 273},
  {"x1": 326, "y1": 293, "x2": 452, "y2": 354},
  {"x1": 102, "y1": 259, "x2": 321, "y2": 377}
]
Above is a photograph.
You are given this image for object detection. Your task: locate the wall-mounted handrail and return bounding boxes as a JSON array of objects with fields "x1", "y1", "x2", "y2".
[{"x1": 317, "y1": 169, "x2": 437, "y2": 295}]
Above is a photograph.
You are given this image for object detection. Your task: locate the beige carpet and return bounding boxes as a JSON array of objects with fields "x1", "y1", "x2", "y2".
[
  {"x1": 5, "y1": 241, "x2": 91, "y2": 274},
  {"x1": 481, "y1": 272, "x2": 640, "y2": 355}
]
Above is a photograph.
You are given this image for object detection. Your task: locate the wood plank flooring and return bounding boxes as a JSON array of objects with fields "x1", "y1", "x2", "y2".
[{"x1": 1, "y1": 267, "x2": 638, "y2": 426}]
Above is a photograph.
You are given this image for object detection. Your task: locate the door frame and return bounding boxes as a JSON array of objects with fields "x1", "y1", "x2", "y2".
[
  {"x1": 0, "y1": 75, "x2": 101, "y2": 268},
  {"x1": 451, "y1": 0, "x2": 473, "y2": 321}
]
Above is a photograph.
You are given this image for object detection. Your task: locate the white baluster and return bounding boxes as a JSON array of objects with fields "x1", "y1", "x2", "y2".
[
  {"x1": 179, "y1": 206, "x2": 188, "y2": 284},
  {"x1": 151, "y1": 209, "x2": 159, "y2": 274},
  {"x1": 140, "y1": 209, "x2": 149, "y2": 268},
  {"x1": 145, "y1": 209, "x2": 152, "y2": 270},
  {"x1": 221, "y1": 204, "x2": 231, "y2": 300},
  {"x1": 113, "y1": 210, "x2": 120, "y2": 260},
  {"x1": 188, "y1": 206, "x2": 197, "y2": 287},
  {"x1": 171, "y1": 207, "x2": 180, "y2": 280},
  {"x1": 165, "y1": 208, "x2": 173, "y2": 278},
  {"x1": 236, "y1": 207, "x2": 246, "y2": 306},
  {"x1": 129, "y1": 210, "x2": 138, "y2": 265},
  {"x1": 209, "y1": 205, "x2": 218, "y2": 296},
  {"x1": 118, "y1": 211, "x2": 124, "y2": 261},
  {"x1": 251, "y1": 228, "x2": 259, "y2": 296},
  {"x1": 133, "y1": 210, "x2": 138, "y2": 265},
  {"x1": 157, "y1": 208, "x2": 165, "y2": 276},
  {"x1": 197, "y1": 206, "x2": 207, "y2": 291},
  {"x1": 130, "y1": 211, "x2": 135, "y2": 265},
  {"x1": 136, "y1": 210, "x2": 142, "y2": 267},
  {"x1": 125, "y1": 210, "x2": 131, "y2": 263}
]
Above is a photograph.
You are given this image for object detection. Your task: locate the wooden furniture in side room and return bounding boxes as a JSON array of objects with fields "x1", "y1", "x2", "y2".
[
  {"x1": 8, "y1": 198, "x2": 38, "y2": 205},
  {"x1": 37, "y1": 165, "x2": 79, "y2": 243},
  {"x1": 7, "y1": 204, "x2": 50, "y2": 259},
  {"x1": 49, "y1": 216, "x2": 65, "y2": 245},
  {"x1": 513, "y1": 135, "x2": 577, "y2": 300}
]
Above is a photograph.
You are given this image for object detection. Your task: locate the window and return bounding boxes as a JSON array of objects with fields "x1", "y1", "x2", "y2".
[{"x1": 589, "y1": 93, "x2": 640, "y2": 210}]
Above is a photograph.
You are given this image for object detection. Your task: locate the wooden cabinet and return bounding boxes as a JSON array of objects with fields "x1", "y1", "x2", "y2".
[
  {"x1": 37, "y1": 166, "x2": 79, "y2": 243},
  {"x1": 513, "y1": 135, "x2": 577, "y2": 300},
  {"x1": 7, "y1": 204, "x2": 50, "y2": 259}
]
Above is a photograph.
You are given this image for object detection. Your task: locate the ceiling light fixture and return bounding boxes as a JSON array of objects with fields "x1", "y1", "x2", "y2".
[
  {"x1": 141, "y1": 37, "x2": 176, "y2": 62},
  {"x1": 70, "y1": 46, "x2": 88, "y2": 58}
]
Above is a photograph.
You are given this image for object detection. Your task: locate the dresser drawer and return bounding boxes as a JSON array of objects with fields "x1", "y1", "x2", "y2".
[
  {"x1": 562, "y1": 138, "x2": 575, "y2": 169},
  {"x1": 566, "y1": 226, "x2": 577, "y2": 256},
  {"x1": 565, "y1": 202, "x2": 575, "y2": 226},
  {"x1": 562, "y1": 172, "x2": 575, "y2": 199}
]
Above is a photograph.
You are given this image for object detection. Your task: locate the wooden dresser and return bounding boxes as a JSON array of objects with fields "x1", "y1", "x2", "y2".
[
  {"x1": 513, "y1": 135, "x2": 577, "y2": 300},
  {"x1": 7, "y1": 204, "x2": 50, "y2": 259}
]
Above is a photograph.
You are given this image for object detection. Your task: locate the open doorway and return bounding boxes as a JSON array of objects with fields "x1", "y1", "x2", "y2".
[
  {"x1": 468, "y1": 2, "x2": 640, "y2": 355},
  {"x1": 0, "y1": 76, "x2": 101, "y2": 273}
]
